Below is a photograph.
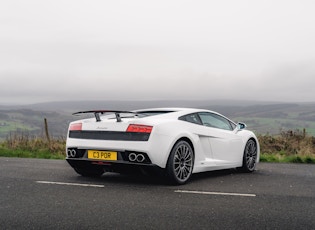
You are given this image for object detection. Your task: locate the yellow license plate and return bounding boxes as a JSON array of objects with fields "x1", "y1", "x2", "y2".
[{"x1": 88, "y1": 150, "x2": 117, "y2": 161}]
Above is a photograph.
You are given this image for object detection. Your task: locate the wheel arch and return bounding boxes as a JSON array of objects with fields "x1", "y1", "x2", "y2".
[
  {"x1": 165, "y1": 136, "x2": 195, "y2": 168},
  {"x1": 174, "y1": 136, "x2": 195, "y2": 153}
]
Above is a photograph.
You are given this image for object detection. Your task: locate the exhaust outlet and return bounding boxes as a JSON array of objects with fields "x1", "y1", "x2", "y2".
[
  {"x1": 136, "y1": 154, "x2": 145, "y2": 163},
  {"x1": 67, "y1": 149, "x2": 76, "y2": 158},
  {"x1": 128, "y1": 153, "x2": 137, "y2": 162}
]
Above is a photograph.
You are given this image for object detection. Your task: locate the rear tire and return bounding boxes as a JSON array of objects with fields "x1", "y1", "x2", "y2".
[
  {"x1": 166, "y1": 140, "x2": 194, "y2": 185},
  {"x1": 240, "y1": 139, "x2": 257, "y2": 172},
  {"x1": 74, "y1": 167, "x2": 104, "y2": 177}
]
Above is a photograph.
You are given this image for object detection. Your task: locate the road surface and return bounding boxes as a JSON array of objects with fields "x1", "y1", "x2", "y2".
[{"x1": 1, "y1": 157, "x2": 314, "y2": 229}]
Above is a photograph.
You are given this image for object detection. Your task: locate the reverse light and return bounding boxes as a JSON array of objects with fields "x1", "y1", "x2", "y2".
[
  {"x1": 126, "y1": 124, "x2": 153, "y2": 133},
  {"x1": 69, "y1": 123, "x2": 82, "y2": 131}
]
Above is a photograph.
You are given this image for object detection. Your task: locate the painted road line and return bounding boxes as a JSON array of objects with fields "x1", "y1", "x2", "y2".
[
  {"x1": 36, "y1": 181, "x2": 105, "y2": 188},
  {"x1": 175, "y1": 190, "x2": 256, "y2": 197}
]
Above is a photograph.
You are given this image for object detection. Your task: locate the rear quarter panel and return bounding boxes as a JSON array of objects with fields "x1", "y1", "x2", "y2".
[{"x1": 148, "y1": 120, "x2": 211, "y2": 169}]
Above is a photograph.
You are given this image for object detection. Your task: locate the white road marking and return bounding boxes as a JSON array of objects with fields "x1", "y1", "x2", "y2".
[
  {"x1": 35, "y1": 181, "x2": 256, "y2": 196},
  {"x1": 174, "y1": 190, "x2": 256, "y2": 197},
  {"x1": 36, "y1": 181, "x2": 104, "y2": 188}
]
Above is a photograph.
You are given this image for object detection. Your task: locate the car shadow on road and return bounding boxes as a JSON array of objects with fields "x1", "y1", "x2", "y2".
[
  {"x1": 70, "y1": 172, "x2": 166, "y2": 186},
  {"x1": 68, "y1": 168, "x2": 240, "y2": 186},
  {"x1": 191, "y1": 168, "x2": 239, "y2": 183}
]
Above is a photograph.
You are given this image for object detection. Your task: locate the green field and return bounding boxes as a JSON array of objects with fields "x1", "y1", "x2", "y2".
[
  {"x1": 1, "y1": 102, "x2": 315, "y2": 141},
  {"x1": 0, "y1": 120, "x2": 40, "y2": 134},
  {"x1": 0, "y1": 109, "x2": 72, "y2": 140},
  {"x1": 234, "y1": 117, "x2": 315, "y2": 136}
]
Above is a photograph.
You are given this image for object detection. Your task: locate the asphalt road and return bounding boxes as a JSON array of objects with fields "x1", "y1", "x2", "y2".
[{"x1": 1, "y1": 157, "x2": 314, "y2": 230}]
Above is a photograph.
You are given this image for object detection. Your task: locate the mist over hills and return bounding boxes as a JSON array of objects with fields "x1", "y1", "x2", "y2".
[{"x1": 0, "y1": 99, "x2": 304, "y2": 111}]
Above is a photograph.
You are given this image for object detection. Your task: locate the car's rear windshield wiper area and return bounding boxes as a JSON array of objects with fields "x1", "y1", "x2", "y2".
[{"x1": 136, "y1": 111, "x2": 175, "y2": 118}]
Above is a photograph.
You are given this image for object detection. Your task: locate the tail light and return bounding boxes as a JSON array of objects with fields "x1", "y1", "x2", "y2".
[
  {"x1": 69, "y1": 123, "x2": 82, "y2": 131},
  {"x1": 126, "y1": 124, "x2": 153, "y2": 133}
]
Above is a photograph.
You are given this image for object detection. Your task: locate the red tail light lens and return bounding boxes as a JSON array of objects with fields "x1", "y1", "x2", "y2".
[
  {"x1": 126, "y1": 124, "x2": 153, "y2": 133},
  {"x1": 69, "y1": 123, "x2": 82, "y2": 131}
]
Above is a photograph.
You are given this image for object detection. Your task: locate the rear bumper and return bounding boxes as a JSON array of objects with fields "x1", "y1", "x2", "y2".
[
  {"x1": 66, "y1": 145, "x2": 159, "y2": 173},
  {"x1": 66, "y1": 131, "x2": 175, "y2": 169},
  {"x1": 66, "y1": 158, "x2": 161, "y2": 174},
  {"x1": 66, "y1": 147, "x2": 152, "y2": 164}
]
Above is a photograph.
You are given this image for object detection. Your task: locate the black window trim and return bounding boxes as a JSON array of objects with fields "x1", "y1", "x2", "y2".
[
  {"x1": 179, "y1": 112, "x2": 237, "y2": 131},
  {"x1": 178, "y1": 113, "x2": 202, "y2": 125}
]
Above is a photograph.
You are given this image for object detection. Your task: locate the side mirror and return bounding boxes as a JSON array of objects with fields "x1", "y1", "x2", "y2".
[{"x1": 237, "y1": 122, "x2": 247, "y2": 131}]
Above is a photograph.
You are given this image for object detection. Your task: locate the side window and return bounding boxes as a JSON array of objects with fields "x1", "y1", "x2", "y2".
[
  {"x1": 179, "y1": 113, "x2": 202, "y2": 125},
  {"x1": 198, "y1": 112, "x2": 234, "y2": 131}
]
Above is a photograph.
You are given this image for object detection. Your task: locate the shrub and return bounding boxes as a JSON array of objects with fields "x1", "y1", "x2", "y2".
[
  {"x1": 258, "y1": 129, "x2": 315, "y2": 163},
  {"x1": 0, "y1": 132, "x2": 65, "y2": 159}
]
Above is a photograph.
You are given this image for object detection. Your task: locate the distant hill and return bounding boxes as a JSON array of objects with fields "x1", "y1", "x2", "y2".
[
  {"x1": 0, "y1": 99, "x2": 294, "y2": 111},
  {"x1": 209, "y1": 103, "x2": 315, "y2": 135},
  {"x1": 0, "y1": 100, "x2": 315, "y2": 139},
  {"x1": 0, "y1": 109, "x2": 73, "y2": 140}
]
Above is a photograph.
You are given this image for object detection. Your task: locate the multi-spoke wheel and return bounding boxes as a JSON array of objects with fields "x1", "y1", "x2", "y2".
[
  {"x1": 166, "y1": 140, "x2": 194, "y2": 185},
  {"x1": 241, "y1": 139, "x2": 257, "y2": 172}
]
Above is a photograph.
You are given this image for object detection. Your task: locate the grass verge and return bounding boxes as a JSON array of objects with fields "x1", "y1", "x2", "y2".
[
  {"x1": 0, "y1": 132, "x2": 65, "y2": 159},
  {"x1": 260, "y1": 153, "x2": 315, "y2": 164},
  {"x1": 0, "y1": 130, "x2": 314, "y2": 163},
  {"x1": 258, "y1": 129, "x2": 315, "y2": 164}
]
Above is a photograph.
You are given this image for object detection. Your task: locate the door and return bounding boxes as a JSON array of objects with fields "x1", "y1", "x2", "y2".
[{"x1": 198, "y1": 112, "x2": 243, "y2": 165}]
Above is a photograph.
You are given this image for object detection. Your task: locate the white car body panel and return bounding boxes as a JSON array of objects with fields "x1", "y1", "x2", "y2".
[{"x1": 66, "y1": 108, "x2": 260, "y2": 178}]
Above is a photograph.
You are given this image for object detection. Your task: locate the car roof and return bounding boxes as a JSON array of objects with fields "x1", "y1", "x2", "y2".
[{"x1": 133, "y1": 107, "x2": 211, "y2": 113}]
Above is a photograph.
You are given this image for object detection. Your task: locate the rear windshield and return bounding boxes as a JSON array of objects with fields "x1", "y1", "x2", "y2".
[
  {"x1": 136, "y1": 111, "x2": 174, "y2": 118},
  {"x1": 100, "y1": 111, "x2": 174, "y2": 120}
]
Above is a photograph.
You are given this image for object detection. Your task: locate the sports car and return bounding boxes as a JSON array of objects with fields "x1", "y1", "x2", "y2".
[{"x1": 66, "y1": 108, "x2": 259, "y2": 184}]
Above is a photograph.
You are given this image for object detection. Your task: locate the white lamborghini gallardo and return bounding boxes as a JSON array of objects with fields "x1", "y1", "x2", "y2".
[{"x1": 66, "y1": 108, "x2": 259, "y2": 184}]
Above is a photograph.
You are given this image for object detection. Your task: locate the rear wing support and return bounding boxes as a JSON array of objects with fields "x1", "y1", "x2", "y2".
[{"x1": 72, "y1": 110, "x2": 136, "y2": 122}]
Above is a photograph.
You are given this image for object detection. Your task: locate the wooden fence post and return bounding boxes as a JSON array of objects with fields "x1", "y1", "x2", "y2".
[{"x1": 44, "y1": 118, "x2": 51, "y2": 144}]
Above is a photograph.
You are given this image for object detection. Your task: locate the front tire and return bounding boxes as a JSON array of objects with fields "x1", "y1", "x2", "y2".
[
  {"x1": 240, "y1": 139, "x2": 258, "y2": 172},
  {"x1": 166, "y1": 140, "x2": 194, "y2": 185}
]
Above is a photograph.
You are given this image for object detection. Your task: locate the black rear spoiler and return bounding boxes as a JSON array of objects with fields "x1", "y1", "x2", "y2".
[{"x1": 72, "y1": 110, "x2": 137, "y2": 122}]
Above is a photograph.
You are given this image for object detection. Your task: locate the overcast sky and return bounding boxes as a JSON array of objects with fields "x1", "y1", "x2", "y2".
[{"x1": 1, "y1": 0, "x2": 315, "y2": 104}]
